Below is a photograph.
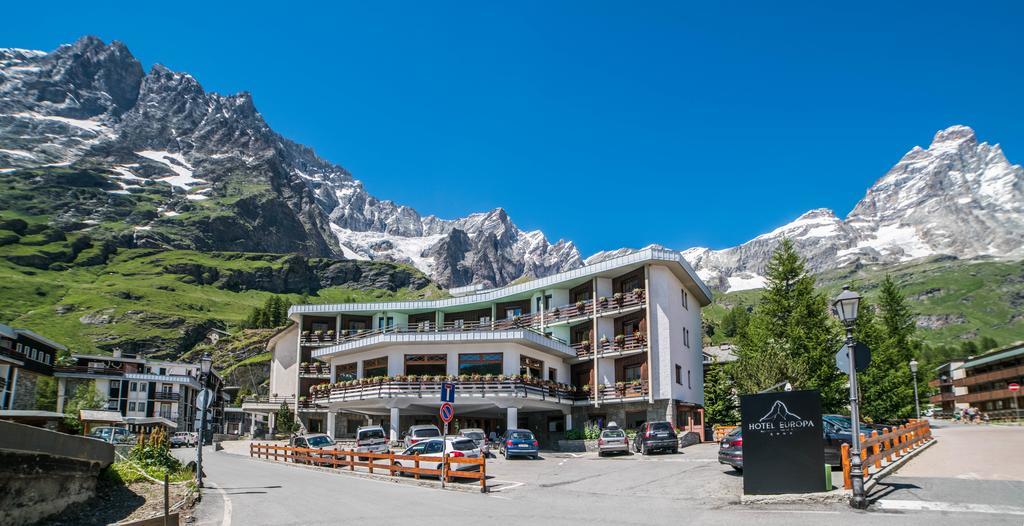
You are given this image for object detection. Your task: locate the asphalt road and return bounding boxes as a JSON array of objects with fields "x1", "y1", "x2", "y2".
[
  {"x1": 183, "y1": 428, "x2": 1024, "y2": 525},
  {"x1": 870, "y1": 421, "x2": 1024, "y2": 517}
]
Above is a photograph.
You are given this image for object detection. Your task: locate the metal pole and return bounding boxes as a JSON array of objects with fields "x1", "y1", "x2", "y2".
[
  {"x1": 845, "y1": 327, "x2": 867, "y2": 509},
  {"x1": 441, "y1": 421, "x2": 448, "y2": 489},
  {"x1": 911, "y1": 370, "x2": 921, "y2": 421},
  {"x1": 1014, "y1": 391, "x2": 1020, "y2": 424},
  {"x1": 196, "y1": 377, "x2": 207, "y2": 488},
  {"x1": 163, "y1": 472, "x2": 169, "y2": 526}
]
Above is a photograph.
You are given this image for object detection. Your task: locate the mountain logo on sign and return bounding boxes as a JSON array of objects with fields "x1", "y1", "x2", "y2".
[{"x1": 759, "y1": 401, "x2": 802, "y2": 423}]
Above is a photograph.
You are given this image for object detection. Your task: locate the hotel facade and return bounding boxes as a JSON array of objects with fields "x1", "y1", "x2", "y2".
[{"x1": 253, "y1": 248, "x2": 712, "y2": 445}]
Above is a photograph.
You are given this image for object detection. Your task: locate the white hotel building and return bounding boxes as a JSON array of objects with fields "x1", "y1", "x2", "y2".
[{"x1": 252, "y1": 248, "x2": 711, "y2": 445}]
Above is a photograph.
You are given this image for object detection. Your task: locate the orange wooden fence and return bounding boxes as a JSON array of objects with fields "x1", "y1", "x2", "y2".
[
  {"x1": 249, "y1": 443, "x2": 488, "y2": 492},
  {"x1": 840, "y1": 419, "x2": 932, "y2": 489}
]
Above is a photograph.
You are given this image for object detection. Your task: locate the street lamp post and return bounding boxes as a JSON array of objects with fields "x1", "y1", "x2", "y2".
[
  {"x1": 833, "y1": 285, "x2": 867, "y2": 510},
  {"x1": 909, "y1": 359, "x2": 921, "y2": 421},
  {"x1": 195, "y1": 353, "x2": 212, "y2": 488}
]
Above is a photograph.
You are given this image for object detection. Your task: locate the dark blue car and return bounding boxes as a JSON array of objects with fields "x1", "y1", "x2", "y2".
[{"x1": 499, "y1": 428, "x2": 539, "y2": 459}]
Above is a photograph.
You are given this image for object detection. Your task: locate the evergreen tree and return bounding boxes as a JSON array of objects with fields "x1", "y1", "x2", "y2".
[
  {"x1": 730, "y1": 239, "x2": 845, "y2": 411},
  {"x1": 35, "y1": 376, "x2": 58, "y2": 412},
  {"x1": 704, "y1": 361, "x2": 740, "y2": 425},
  {"x1": 63, "y1": 382, "x2": 106, "y2": 434},
  {"x1": 275, "y1": 402, "x2": 300, "y2": 434}
]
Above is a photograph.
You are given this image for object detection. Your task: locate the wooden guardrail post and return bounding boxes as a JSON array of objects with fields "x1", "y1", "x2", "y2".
[
  {"x1": 871, "y1": 430, "x2": 882, "y2": 469},
  {"x1": 841, "y1": 443, "x2": 851, "y2": 489},
  {"x1": 414, "y1": 456, "x2": 420, "y2": 480},
  {"x1": 883, "y1": 428, "x2": 893, "y2": 463},
  {"x1": 859, "y1": 433, "x2": 869, "y2": 477},
  {"x1": 480, "y1": 456, "x2": 487, "y2": 493}
]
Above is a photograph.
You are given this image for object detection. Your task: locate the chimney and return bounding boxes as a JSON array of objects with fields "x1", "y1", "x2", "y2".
[{"x1": 113, "y1": 348, "x2": 122, "y2": 358}]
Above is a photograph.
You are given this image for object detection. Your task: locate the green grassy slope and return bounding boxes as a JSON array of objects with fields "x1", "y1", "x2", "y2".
[{"x1": 705, "y1": 256, "x2": 1024, "y2": 348}]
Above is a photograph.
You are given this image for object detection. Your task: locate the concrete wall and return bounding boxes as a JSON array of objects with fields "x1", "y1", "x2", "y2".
[
  {"x1": 271, "y1": 330, "x2": 298, "y2": 399},
  {"x1": 11, "y1": 367, "x2": 41, "y2": 410},
  {"x1": 649, "y1": 264, "x2": 703, "y2": 405},
  {"x1": 0, "y1": 420, "x2": 114, "y2": 525}
]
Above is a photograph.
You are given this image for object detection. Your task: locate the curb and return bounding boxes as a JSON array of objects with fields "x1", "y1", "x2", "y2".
[
  {"x1": 740, "y1": 488, "x2": 848, "y2": 505},
  {"x1": 864, "y1": 438, "x2": 936, "y2": 494},
  {"x1": 239, "y1": 453, "x2": 488, "y2": 494}
]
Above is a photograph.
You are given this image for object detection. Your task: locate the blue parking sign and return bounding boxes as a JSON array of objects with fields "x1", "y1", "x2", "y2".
[{"x1": 441, "y1": 382, "x2": 456, "y2": 403}]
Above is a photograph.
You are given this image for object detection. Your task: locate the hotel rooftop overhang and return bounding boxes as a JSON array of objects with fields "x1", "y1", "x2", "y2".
[
  {"x1": 288, "y1": 247, "x2": 712, "y2": 319},
  {"x1": 311, "y1": 328, "x2": 576, "y2": 362}
]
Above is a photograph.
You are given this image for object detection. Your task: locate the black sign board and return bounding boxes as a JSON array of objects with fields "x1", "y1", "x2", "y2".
[{"x1": 740, "y1": 389, "x2": 825, "y2": 495}]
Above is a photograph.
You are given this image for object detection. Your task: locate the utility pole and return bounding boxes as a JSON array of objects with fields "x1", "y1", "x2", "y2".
[{"x1": 833, "y1": 286, "x2": 867, "y2": 510}]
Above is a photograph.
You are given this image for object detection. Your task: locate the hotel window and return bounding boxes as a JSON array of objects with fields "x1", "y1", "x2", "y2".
[
  {"x1": 130, "y1": 382, "x2": 137, "y2": 392},
  {"x1": 623, "y1": 364, "x2": 643, "y2": 382},
  {"x1": 453, "y1": 318, "x2": 465, "y2": 329},
  {"x1": 535, "y1": 295, "x2": 552, "y2": 312},
  {"x1": 681, "y1": 290, "x2": 689, "y2": 310},
  {"x1": 404, "y1": 354, "x2": 447, "y2": 376},
  {"x1": 621, "y1": 274, "x2": 643, "y2": 293},
  {"x1": 505, "y1": 307, "x2": 522, "y2": 319},
  {"x1": 336, "y1": 362, "x2": 357, "y2": 382},
  {"x1": 377, "y1": 317, "x2": 395, "y2": 330},
  {"x1": 683, "y1": 327, "x2": 690, "y2": 348},
  {"x1": 311, "y1": 321, "x2": 331, "y2": 332},
  {"x1": 129, "y1": 401, "x2": 136, "y2": 412},
  {"x1": 363, "y1": 357, "x2": 388, "y2": 378},
  {"x1": 687, "y1": 370, "x2": 692, "y2": 389},
  {"x1": 479, "y1": 315, "x2": 491, "y2": 326},
  {"x1": 458, "y1": 353, "x2": 503, "y2": 376},
  {"x1": 520, "y1": 356, "x2": 543, "y2": 378},
  {"x1": 348, "y1": 320, "x2": 368, "y2": 332},
  {"x1": 15, "y1": 343, "x2": 22, "y2": 353},
  {"x1": 675, "y1": 365, "x2": 682, "y2": 385},
  {"x1": 106, "y1": 400, "x2": 118, "y2": 410},
  {"x1": 548, "y1": 367, "x2": 558, "y2": 382}
]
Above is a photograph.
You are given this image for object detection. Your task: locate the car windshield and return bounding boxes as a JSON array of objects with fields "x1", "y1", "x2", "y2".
[
  {"x1": 824, "y1": 416, "x2": 854, "y2": 431},
  {"x1": 451, "y1": 439, "x2": 476, "y2": 451},
  {"x1": 650, "y1": 422, "x2": 673, "y2": 433},
  {"x1": 414, "y1": 428, "x2": 440, "y2": 438},
  {"x1": 359, "y1": 429, "x2": 385, "y2": 440},
  {"x1": 306, "y1": 436, "x2": 334, "y2": 448},
  {"x1": 510, "y1": 431, "x2": 534, "y2": 441},
  {"x1": 602, "y1": 430, "x2": 625, "y2": 438},
  {"x1": 462, "y1": 431, "x2": 484, "y2": 440},
  {"x1": 727, "y1": 427, "x2": 742, "y2": 438}
]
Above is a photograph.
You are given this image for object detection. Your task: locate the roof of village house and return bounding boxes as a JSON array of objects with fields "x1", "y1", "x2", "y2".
[
  {"x1": 957, "y1": 341, "x2": 1024, "y2": 371},
  {"x1": 0, "y1": 323, "x2": 67, "y2": 351},
  {"x1": 288, "y1": 247, "x2": 713, "y2": 318},
  {"x1": 704, "y1": 344, "x2": 738, "y2": 364}
]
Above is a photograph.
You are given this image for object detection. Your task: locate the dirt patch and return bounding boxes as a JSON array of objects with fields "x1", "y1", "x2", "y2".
[{"x1": 38, "y1": 478, "x2": 195, "y2": 526}]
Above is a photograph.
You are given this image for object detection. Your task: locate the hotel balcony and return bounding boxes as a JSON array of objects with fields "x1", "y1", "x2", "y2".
[
  {"x1": 310, "y1": 377, "x2": 582, "y2": 406},
  {"x1": 928, "y1": 392, "x2": 956, "y2": 404},
  {"x1": 153, "y1": 391, "x2": 181, "y2": 402},
  {"x1": 299, "y1": 363, "x2": 331, "y2": 378},
  {"x1": 589, "y1": 380, "x2": 650, "y2": 403},
  {"x1": 240, "y1": 394, "x2": 296, "y2": 412},
  {"x1": 953, "y1": 364, "x2": 1024, "y2": 388},
  {"x1": 54, "y1": 365, "x2": 125, "y2": 378},
  {"x1": 571, "y1": 333, "x2": 647, "y2": 360},
  {"x1": 310, "y1": 324, "x2": 575, "y2": 361}
]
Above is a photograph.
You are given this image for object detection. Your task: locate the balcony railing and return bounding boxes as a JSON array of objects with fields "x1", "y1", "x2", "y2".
[
  {"x1": 54, "y1": 366, "x2": 125, "y2": 377},
  {"x1": 153, "y1": 391, "x2": 180, "y2": 401},
  {"x1": 572, "y1": 333, "x2": 648, "y2": 358},
  {"x1": 953, "y1": 364, "x2": 1024, "y2": 388},
  {"x1": 590, "y1": 380, "x2": 649, "y2": 401},
  {"x1": 299, "y1": 364, "x2": 331, "y2": 377},
  {"x1": 928, "y1": 392, "x2": 956, "y2": 404},
  {"x1": 241, "y1": 395, "x2": 296, "y2": 407},
  {"x1": 310, "y1": 377, "x2": 582, "y2": 405},
  {"x1": 544, "y1": 290, "x2": 646, "y2": 325},
  {"x1": 301, "y1": 321, "x2": 569, "y2": 348}
]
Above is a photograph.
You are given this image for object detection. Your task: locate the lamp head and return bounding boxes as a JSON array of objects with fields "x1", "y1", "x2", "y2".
[
  {"x1": 909, "y1": 359, "x2": 919, "y2": 373},
  {"x1": 832, "y1": 285, "x2": 861, "y2": 326},
  {"x1": 200, "y1": 353, "x2": 212, "y2": 375}
]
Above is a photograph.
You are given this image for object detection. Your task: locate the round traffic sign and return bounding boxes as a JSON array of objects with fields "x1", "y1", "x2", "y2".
[
  {"x1": 1009, "y1": 383, "x2": 1020, "y2": 392},
  {"x1": 439, "y1": 402, "x2": 454, "y2": 423}
]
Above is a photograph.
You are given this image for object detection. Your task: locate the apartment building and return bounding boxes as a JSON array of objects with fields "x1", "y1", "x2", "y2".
[
  {"x1": 55, "y1": 350, "x2": 224, "y2": 433},
  {"x1": 254, "y1": 248, "x2": 712, "y2": 445},
  {"x1": 928, "y1": 360, "x2": 968, "y2": 417},
  {"x1": 936, "y1": 341, "x2": 1024, "y2": 420},
  {"x1": 0, "y1": 323, "x2": 64, "y2": 411}
]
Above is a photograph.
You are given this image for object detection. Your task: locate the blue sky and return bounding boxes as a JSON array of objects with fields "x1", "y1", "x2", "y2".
[{"x1": 6, "y1": 2, "x2": 1023, "y2": 255}]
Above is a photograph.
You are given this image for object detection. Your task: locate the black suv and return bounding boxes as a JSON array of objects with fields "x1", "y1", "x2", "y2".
[{"x1": 633, "y1": 421, "x2": 678, "y2": 455}]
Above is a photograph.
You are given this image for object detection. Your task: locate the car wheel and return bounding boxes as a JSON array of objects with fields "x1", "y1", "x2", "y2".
[
  {"x1": 641, "y1": 444, "x2": 647, "y2": 455},
  {"x1": 671, "y1": 448, "x2": 678, "y2": 454},
  {"x1": 732, "y1": 466, "x2": 743, "y2": 473}
]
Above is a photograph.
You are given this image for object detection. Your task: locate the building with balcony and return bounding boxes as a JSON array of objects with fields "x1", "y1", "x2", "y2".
[
  {"x1": 944, "y1": 341, "x2": 1024, "y2": 420},
  {"x1": 928, "y1": 360, "x2": 967, "y2": 417},
  {"x1": 55, "y1": 350, "x2": 225, "y2": 433},
  {"x1": 258, "y1": 248, "x2": 712, "y2": 446},
  {"x1": 0, "y1": 323, "x2": 64, "y2": 411}
]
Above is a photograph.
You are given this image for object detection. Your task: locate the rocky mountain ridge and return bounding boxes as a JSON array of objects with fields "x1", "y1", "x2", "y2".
[
  {"x1": 590, "y1": 125, "x2": 1024, "y2": 291},
  {"x1": 0, "y1": 36, "x2": 581, "y2": 288}
]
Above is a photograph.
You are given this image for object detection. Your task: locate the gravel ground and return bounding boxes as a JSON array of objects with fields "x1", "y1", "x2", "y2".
[{"x1": 38, "y1": 476, "x2": 195, "y2": 525}]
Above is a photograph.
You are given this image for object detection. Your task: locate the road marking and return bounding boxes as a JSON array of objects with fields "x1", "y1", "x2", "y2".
[
  {"x1": 488, "y1": 480, "x2": 526, "y2": 492},
  {"x1": 876, "y1": 500, "x2": 1024, "y2": 516},
  {"x1": 207, "y1": 481, "x2": 232, "y2": 526}
]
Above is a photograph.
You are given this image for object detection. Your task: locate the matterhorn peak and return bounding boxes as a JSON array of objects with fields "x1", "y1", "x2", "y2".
[{"x1": 931, "y1": 125, "x2": 977, "y2": 147}]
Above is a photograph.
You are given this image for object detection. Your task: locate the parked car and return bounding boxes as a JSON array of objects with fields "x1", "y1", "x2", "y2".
[
  {"x1": 597, "y1": 427, "x2": 630, "y2": 456},
  {"x1": 498, "y1": 428, "x2": 539, "y2": 459},
  {"x1": 355, "y1": 425, "x2": 389, "y2": 458},
  {"x1": 170, "y1": 431, "x2": 196, "y2": 448},
  {"x1": 290, "y1": 433, "x2": 337, "y2": 465},
  {"x1": 394, "y1": 437, "x2": 482, "y2": 476},
  {"x1": 458, "y1": 427, "x2": 490, "y2": 456},
  {"x1": 87, "y1": 426, "x2": 135, "y2": 444},
  {"x1": 403, "y1": 424, "x2": 442, "y2": 449},
  {"x1": 717, "y1": 415, "x2": 878, "y2": 472},
  {"x1": 717, "y1": 427, "x2": 743, "y2": 471},
  {"x1": 633, "y1": 421, "x2": 678, "y2": 455}
]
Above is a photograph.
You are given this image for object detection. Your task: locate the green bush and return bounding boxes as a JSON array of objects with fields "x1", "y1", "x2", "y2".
[{"x1": 128, "y1": 428, "x2": 182, "y2": 474}]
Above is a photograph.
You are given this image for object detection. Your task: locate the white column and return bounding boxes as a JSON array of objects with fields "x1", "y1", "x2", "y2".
[
  {"x1": 56, "y1": 377, "x2": 67, "y2": 413},
  {"x1": 390, "y1": 407, "x2": 401, "y2": 443},
  {"x1": 506, "y1": 406, "x2": 518, "y2": 431},
  {"x1": 327, "y1": 411, "x2": 337, "y2": 439}
]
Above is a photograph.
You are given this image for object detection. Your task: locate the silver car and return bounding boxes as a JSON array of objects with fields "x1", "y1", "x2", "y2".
[
  {"x1": 355, "y1": 425, "x2": 389, "y2": 455},
  {"x1": 597, "y1": 428, "x2": 629, "y2": 456},
  {"x1": 395, "y1": 437, "x2": 482, "y2": 475},
  {"x1": 458, "y1": 428, "x2": 490, "y2": 455},
  {"x1": 403, "y1": 424, "x2": 442, "y2": 449}
]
